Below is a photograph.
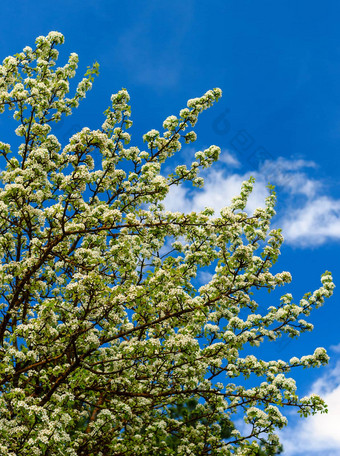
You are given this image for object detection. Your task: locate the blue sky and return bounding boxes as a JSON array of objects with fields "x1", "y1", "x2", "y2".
[{"x1": 1, "y1": 1, "x2": 340, "y2": 454}]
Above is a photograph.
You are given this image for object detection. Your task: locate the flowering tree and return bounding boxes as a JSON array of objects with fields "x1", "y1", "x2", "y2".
[{"x1": 0, "y1": 32, "x2": 335, "y2": 456}]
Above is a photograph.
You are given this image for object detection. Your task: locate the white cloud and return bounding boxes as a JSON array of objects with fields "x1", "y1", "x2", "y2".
[
  {"x1": 164, "y1": 168, "x2": 268, "y2": 215},
  {"x1": 270, "y1": 158, "x2": 316, "y2": 172},
  {"x1": 164, "y1": 155, "x2": 340, "y2": 247},
  {"x1": 281, "y1": 197, "x2": 340, "y2": 246},
  {"x1": 163, "y1": 183, "x2": 190, "y2": 213},
  {"x1": 255, "y1": 158, "x2": 340, "y2": 246},
  {"x1": 260, "y1": 157, "x2": 320, "y2": 198},
  {"x1": 330, "y1": 343, "x2": 340, "y2": 354},
  {"x1": 198, "y1": 270, "x2": 214, "y2": 284},
  {"x1": 279, "y1": 361, "x2": 340, "y2": 456},
  {"x1": 164, "y1": 156, "x2": 319, "y2": 217},
  {"x1": 219, "y1": 149, "x2": 241, "y2": 167}
]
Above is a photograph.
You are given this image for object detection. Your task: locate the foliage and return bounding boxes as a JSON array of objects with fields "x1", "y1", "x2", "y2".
[
  {"x1": 0, "y1": 32, "x2": 335, "y2": 455},
  {"x1": 156, "y1": 398, "x2": 234, "y2": 453},
  {"x1": 165, "y1": 399, "x2": 283, "y2": 455}
]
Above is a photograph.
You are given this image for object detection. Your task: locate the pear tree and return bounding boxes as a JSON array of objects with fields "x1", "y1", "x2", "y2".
[{"x1": 0, "y1": 32, "x2": 334, "y2": 456}]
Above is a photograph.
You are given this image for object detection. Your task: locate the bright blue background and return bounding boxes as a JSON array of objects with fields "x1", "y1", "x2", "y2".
[{"x1": 1, "y1": 1, "x2": 339, "y2": 454}]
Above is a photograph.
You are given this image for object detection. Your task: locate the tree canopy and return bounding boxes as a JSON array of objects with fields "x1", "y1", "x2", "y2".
[{"x1": 0, "y1": 32, "x2": 335, "y2": 455}]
